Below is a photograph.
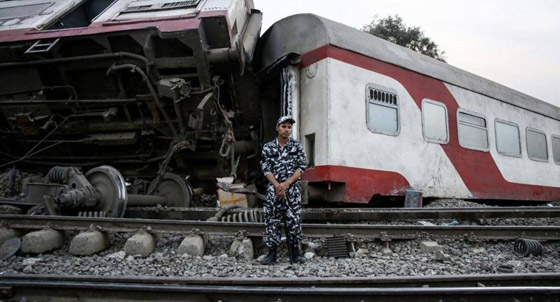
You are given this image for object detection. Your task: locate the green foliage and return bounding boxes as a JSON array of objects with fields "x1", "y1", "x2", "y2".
[{"x1": 362, "y1": 15, "x2": 446, "y2": 62}]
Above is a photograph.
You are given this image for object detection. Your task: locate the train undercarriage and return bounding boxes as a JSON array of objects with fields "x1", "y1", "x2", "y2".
[{"x1": 0, "y1": 0, "x2": 266, "y2": 216}]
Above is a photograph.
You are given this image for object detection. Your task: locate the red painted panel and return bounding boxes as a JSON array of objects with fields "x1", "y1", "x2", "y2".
[
  {"x1": 304, "y1": 165, "x2": 410, "y2": 204},
  {"x1": 0, "y1": 11, "x2": 228, "y2": 43},
  {"x1": 300, "y1": 45, "x2": 560, "y2": 202}
]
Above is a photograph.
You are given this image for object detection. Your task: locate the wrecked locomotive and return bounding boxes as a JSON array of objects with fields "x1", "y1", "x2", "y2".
[
  {"x1": 0, "y1": 0, "x2": 263, "y2": 216},
  {"x1": 1, "y1": 1, "x2": 560, "y2": 217}
]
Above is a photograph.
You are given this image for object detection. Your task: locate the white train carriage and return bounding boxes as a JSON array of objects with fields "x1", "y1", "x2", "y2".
[{"x1": 258, "y1": 14, "x2": 560, "y2": 204}]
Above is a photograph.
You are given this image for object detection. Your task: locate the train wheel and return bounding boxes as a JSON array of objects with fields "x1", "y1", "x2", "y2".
[
  {"x1": 85, "y1": 166, "x2": 127, "y2": 218},
  {"x1": 149, "y1": 173, "x2": 192, "y2": 207}
]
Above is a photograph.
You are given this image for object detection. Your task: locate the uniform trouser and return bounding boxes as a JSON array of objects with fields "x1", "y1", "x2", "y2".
[{"x1": 264, "y1": 183, "x2": 303, "y2": 248}]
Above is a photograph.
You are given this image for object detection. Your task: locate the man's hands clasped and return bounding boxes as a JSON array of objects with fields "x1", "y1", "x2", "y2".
[{"x1": 274, "y1": 181, "x2": 291, "y2": 201}]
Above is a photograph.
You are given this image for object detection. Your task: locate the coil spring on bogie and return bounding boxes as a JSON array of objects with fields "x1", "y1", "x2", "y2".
[
  {"x1": 78, "y1": 211, "x2": 107, "y2": 218},
  {"x1": 514, "y1": 238, "x2": 543, "y2": 257},
  {"x1": 221, "y1": 209, "x2": 264, "y2": 223},
  {"x1": 47, "y1": 166, "x2": 71, "y2": 183}
]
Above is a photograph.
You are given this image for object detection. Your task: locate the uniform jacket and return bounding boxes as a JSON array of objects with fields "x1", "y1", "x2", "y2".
[{"x1": 260, "y1": 138, "x2": 306, "y2": 183}]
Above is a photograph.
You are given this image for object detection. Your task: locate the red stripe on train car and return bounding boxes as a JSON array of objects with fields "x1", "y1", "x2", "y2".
[
  {"x1": 303, "y1": 165, "x2": 410, "y2": 204},
  {"x1": 0, "y1": 10, "x2": 228, "y2": 43},
  {"x1": 300, "y1": 45, "x2": 560, "y2": 202}
]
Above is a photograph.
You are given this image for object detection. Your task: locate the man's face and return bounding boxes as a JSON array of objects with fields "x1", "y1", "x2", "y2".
[{"x1": 276, "y1": 122, "x2": 293, "y2": 139}]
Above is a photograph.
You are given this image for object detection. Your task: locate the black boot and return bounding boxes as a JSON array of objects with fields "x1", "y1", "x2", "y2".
[
  {"x1": 291, "y1": 244, "x2": 306, "y2": 264},
  {"x1": 260, "y1": 246, "x2": 277, "y2": 265}
]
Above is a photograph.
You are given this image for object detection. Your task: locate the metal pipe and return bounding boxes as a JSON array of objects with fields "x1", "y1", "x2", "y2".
[
  {"x1": 0, "y1": 52, "x2": 155, "y2": 83},
  {"x1": 0, "y1": 85, "x2": 78, "y2": 99},
  {"x1": 207, "y1": 48, "x2": 239, "y2": 65},
  {"x1": 107, "y1": 64, "x2": 178, "y2": 137}
]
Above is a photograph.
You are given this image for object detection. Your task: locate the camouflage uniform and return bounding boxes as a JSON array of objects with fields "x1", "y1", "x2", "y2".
[{"x1": 260, "y1": 138, "x2": 306, "y2": 248}]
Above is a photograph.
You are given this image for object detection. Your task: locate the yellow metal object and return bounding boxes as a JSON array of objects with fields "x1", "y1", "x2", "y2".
[{"x1": 217, "y1": 188, "x2": 248, "y2": 208}]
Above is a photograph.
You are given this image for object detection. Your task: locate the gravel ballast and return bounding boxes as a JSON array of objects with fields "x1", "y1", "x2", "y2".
[
  {"x1": 1, "y1": 233, "x2": 559, "y2": 278},
  {"x1": 2, "y1": 198, "x2": 559, "y2": 278}
]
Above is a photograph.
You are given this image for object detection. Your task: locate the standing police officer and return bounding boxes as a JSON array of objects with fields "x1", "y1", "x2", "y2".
[{"x1": 259, "y1": 116, "x2": 307, "y2": 265}]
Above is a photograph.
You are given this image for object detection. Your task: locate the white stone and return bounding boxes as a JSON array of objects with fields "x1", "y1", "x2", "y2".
[
  {"x1": 507, "y1": 260, "x2": 525, "y2": 269},
  {"x1": 22, "y1": 257, "x2": 42, "y2": 266},
  {"x1": 381, "y1": 248, "x2": 393, "y2": 256},
  {"x1": 23, "y1": 265, "x2": 34, "y2": 274},
  {"x1": 228, "y1": 238, "x2": 254, "y2": 260},
  {"x1": 356, "y1": 248, "x2": 369, "y2": 254},
  {"x1": 307, "y1": 242, "x2": 320, "y2": 249},
  {"x1": 106, "y1": 251, "x2": 126, "y2": 260},
  {"x1": 178, "y1": 235, "x2": 205, "y2": 257},
  {"x1": 434, "y1": 250, "x2": 452, "y2": 262},
  {"x1": 420, "y1": 241, "x2": 442, "y2": 253},
  {"x1": 304, "y1": 252, "x2": 315, "y2": 260},
  {"x1": 240, "y1": 238, "x2": 254, "y2": 260},
  {"x1": 471, "y1": 247, "x2": 487, "y2": 254},
  {"x1": 124, "y1": 232, "x2": 155, "y2": 257},
  {"x1": 228, "y1": 239, "x2": 242, "y2": 256},
  {"x1": 69, "y1": 230, "x2": 110, "y2": 256},
  {"x1": 21, "y1": 229, "x2": 64, "y2": 254}
]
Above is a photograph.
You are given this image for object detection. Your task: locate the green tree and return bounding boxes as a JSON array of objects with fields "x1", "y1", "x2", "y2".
[{"x1": 362, "y1": 15, "x2": 446, "y2": 62}]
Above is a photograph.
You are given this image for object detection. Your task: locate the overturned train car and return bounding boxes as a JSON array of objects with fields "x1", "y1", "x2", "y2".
[
  {"x1": 0, "y1": 0, "x2": 263, "y2": 216},
  {"x1": 257, "y1": 14, "x2": 560, "y2": 204}
]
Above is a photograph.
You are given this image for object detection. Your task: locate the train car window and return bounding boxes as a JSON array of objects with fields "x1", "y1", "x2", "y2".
[
  {"x1": 46, "y1": 0, "x2": 117, "y2": 29},
  {"x1": 422, "y1": 99, "x2": 449, "y2": 144},
  {"x1": 365, "y1": 84, "x2": 400, "y2": 136},
  {"x1": 526, "y1": 128, "x2": 548, "y2": 162},
  {"x1": 457, "y1": 110, "x2": 489, "y2": 151},
  {"x1": 495, "y1": 120, "x2": 521, "y2": 157},
  {"x1": 121, "y1": 0, "x2": 202, "y2": 13},
  {"x1": 552, "y1": 135, "x2": 560, "y2": 164}
]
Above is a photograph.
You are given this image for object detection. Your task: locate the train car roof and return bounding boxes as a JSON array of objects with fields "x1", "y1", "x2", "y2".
[{"x1": 260, "y1": 14, "x2": 560, "y2": 121}]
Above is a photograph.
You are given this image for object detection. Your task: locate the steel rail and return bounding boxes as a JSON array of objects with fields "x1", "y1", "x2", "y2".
[
  {"x1": 3, "y1": 273, "x2": 560, "y2": 287},
  {"x1": 124, "y1": 206, "x2": 560, "y2": 221},
  {"x1": 1, "y1": 214, "x2": 560, "y2": 240},
  {"x1": 0, "y1": 277, "x2": 559, "y2": 302}
]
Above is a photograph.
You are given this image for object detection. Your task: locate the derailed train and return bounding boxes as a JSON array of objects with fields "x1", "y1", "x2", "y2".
[{"x1": 0, "y1": 0, "x2": 559, "y2": 216}]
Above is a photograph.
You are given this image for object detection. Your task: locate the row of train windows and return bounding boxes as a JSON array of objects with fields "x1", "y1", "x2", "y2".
[{"x1": 365, "y1": 85, "x2": 560, "y2": 164}]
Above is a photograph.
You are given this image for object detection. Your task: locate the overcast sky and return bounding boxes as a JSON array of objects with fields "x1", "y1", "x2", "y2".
[{"x1": 253, "y1": 0, "x2": 560, "y2": 107}]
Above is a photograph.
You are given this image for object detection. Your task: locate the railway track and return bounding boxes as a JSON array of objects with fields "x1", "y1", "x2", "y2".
[
  {"x1": 124, "y1": 206, "x2": 560, "y2": 222},
  {"x1": 1, "y1": 274, "x2": 559, "y2": 302},
  {"x1": 1, "y1": 214, "x2": 560, "y2": 240}
]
